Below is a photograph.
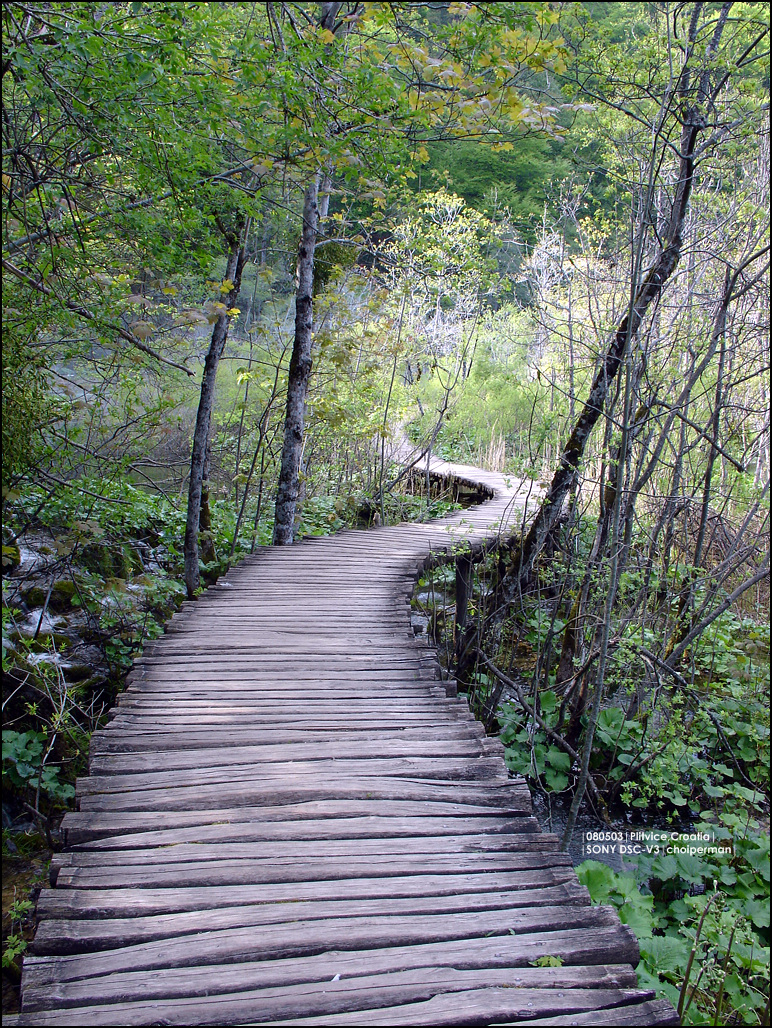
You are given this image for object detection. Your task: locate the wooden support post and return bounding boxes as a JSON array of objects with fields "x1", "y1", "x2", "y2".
[{"x1": 455, "y1": 551, "x2": 473, "y2": 687}]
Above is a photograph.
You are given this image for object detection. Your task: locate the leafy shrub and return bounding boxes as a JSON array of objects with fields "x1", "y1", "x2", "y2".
[
  {"x1": 577, "y1": 817, "x2": 770, "y2": 1025},
  {"x1": 1, "y1": 730, "x2": 74, "y2": 805}
]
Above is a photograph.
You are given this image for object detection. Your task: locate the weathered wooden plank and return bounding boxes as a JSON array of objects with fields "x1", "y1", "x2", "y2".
[
  {"x1": 101, "y1": 714, "x2": 471, "y2": 730},
  {"x1": 104, "y1": 703, "x2": 465, "y2": 718},
  {"x1": 52, "y1": 833, "x2": 561, "y2": 872},
  {"x1": 62, "y1": 799, "x2": 531, "y2": 844},
  {"x1": 115, "y1": 684, "x2": 443, "y2": 698},
  {"x1": 12, "y1": 984, "x2": 657, "y2": 1025},
  {"x1": 22, "y1": 926, "x2": 641, "y2": 992},
  {"x1": 132, "y1": 656, "x2": 436, "y2": 669},
  {"x1": 242, "y1": 988, "x2": 657, "y2": 1026},
  {"x1": 32, "y1": 891, "x2": 593, "y2": 953},
  {"x1": 37, "y1": 868, "x2": 581, "y2": 918},
  {"x1": 88, "y1": 725, "x2": 486, "y2": 754},
  {"x1": 53, "y1": 850, "x2": 573, "y2": 888},
  {"x1": 76, "y1": 757, "x2": 509, "y2": 798},
  {"x1": 17, "y1": 965, "x2": 640, "y2": 1022},
  {"x1": 88, "y1": 740, "x2": 492, "y2": 775},
  {"x1": 75, "y1": 778, "x2": 530, "y2": 813},
  {"x1": 72, "y1": 814, "x2": 541, "y2": 850},
  {"x1": 521, "y1": 998, "x2": 683, "y2": 1025},
  {"x1": 140, "y1": 641, "x2": 431, "y2": 655}
]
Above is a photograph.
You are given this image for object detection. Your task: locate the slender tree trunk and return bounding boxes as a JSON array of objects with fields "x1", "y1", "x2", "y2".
[
  {"x1": 273, "y1": 175, "x2": 321, "y2": 544},
  {"x1": 271, "y1": 4, "x2": 341, "y2": 543},
  {"x1": 234, "y1": 335, "x2": 254, "y2": 508},
  {"x1": 560, "y1": 349, "x2": 634, "y2": 852},
  {"x1": 378, "y1": 292, "x2": 407, "y2": 525},
  {"x1": 498, "y1": 99, "x2": 706, "y2": 606},
  {"x1": 198, "y1": 441, "x2": 217, "y2": 569},
  {"x1": 184, "y1": 229, "x2": 247, "y2": 597},
  {"x1": 250, "y1": 425, "x2": 271, "y2": 553},
  {"x1": 230, "y1": 363, "x2": 281, "y2": 558}
]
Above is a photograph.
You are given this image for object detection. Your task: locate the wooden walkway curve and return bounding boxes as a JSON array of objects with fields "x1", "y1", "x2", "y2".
[{"x1": 8, "y1": 459, "x2": 679, "y2": 1026}]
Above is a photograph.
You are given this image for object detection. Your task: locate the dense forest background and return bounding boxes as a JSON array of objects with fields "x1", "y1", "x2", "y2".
[{"x1": 2, "y1": 2, "x2": 769, "y2": 1022}]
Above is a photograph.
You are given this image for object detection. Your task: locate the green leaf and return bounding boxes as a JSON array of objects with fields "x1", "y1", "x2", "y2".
[
  {"x1": 652, "y1": 854, "x2": 679, "y2": 881},
  {"x1": 639, "y1": 935, "x2": 690, "y2": 974},
  {"x1": 546, "y1": 746, "x2": 571, "y2": 772},
  {"x1": 617, "y1": 894, "x2": 654, "y2": 939},
  {"x1": 539, "y1": 690, "x2": 557, "y2": 713},
  {"x1": 745, "y1": 898, "x2": 770, "y2": 929},
  {"x1": 544, "y1": 768, "x2": 568, "y2": 791},
  {"x1": 704, "y1": 783, "x2": 727, "y2": 797},
  {"x1": 576, "y1": 860, "x2": 615, "y2": 902}
]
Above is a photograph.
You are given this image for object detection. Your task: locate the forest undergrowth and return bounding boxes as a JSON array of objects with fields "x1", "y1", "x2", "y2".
[{"x1": 414, "y1": 511, "x2": 769, "y2": 1026}]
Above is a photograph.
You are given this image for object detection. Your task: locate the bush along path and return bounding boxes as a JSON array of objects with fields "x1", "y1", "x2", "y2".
[{"x1": 4, "y1": 458, "x2": 678, "y2": 1026}]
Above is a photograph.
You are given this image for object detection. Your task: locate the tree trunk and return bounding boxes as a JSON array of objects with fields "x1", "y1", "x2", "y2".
[
  {"x1": 271, "y1": 4, "x2": 341, "y2": 544},
  {"x1": 230, "y1": 362, "x2": 281, "y2": 558},
  {"x1": 184, "y1": 230, "x2": 247, "y2": 597},
  {"x1": 498, "y1": 100, "x2": 706, "y2": 606},
  {"x1": 198, "y1": 441, "x2": 217, "y2": 570},
  {"x1": 273, "y1": 175, "x2": 320, "y2": 545}
]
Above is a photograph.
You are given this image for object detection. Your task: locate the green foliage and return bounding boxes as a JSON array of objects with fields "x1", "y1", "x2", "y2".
[
  {"x1": 498, "y1": 616, "x2": 769, "y2": 819},
  {"x1": 425, "y1": 137, "x2": 572, "y2": 233},
  {"x1": 2, "y1": 895, "x2": 36, "y2": 976},
  {"x1": 577, "y1": 860, "x2": 655, "y2": 939},
  {"x1": 1, "y1": 730, "x2": 74, "y2": 805},
  {"x1": 501, "y1": 701, "x2": 574, "y2": 794},
  {"x1": 577, "y1": 816, "x2": 771, "y2": 1025},
  {"x1": 0, "y1": 324, "x2": 57, "y2": 494},
  {"x1": 2, "y1": 931, "x2": 28, "y2": 972}
]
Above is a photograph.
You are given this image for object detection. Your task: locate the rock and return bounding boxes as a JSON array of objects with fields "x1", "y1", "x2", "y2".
[
  {"x1": 20, "y1": 579, "x2": 79, "y2": 612},
  {"x1": 25, "y1": 649, "x2": 72, "y2": 669},
  {"x1": 16, "y1": 610, "x2": 65, "y2": 640},
  {"x1": 2, "y1": 635, "x2": 18, "y2": 655},
  {"x1": 49, "y1": 579, "x2": 78, "y2": 610},
  {"x1": 19, "y1": 584, "x2": 49, "y2": 608},
  {"x1": 65, "y1": 644, "x2": 107, "y2": 681}
]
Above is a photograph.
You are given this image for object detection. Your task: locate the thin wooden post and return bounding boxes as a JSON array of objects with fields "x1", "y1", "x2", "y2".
[{"x1": 455, "y1": 551, "x2": 473, "y2": 687}]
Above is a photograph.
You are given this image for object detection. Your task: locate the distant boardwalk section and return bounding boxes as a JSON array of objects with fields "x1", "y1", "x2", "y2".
[{"x1": 7, "y1": 458, "x2": 679, "y2": 1026}]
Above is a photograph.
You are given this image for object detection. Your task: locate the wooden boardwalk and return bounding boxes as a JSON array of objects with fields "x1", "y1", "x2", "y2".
[{"x1": 8, "y1": 460, "x2": 678, "y2": 1026}]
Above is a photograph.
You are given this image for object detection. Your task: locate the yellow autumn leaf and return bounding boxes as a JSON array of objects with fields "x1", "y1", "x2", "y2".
[
  {"x1": 162, "y1": 286, "x2": 178, "y2": 295},
  {"x1": 227, "y1": 307, "x2": 241, "y2": 316},
  {"x1": 319, "y1": 28, "x2": 335, "y2": 44},
  {"x1": 219, "y1": 280, "x2": 235, "y2": 293}
]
